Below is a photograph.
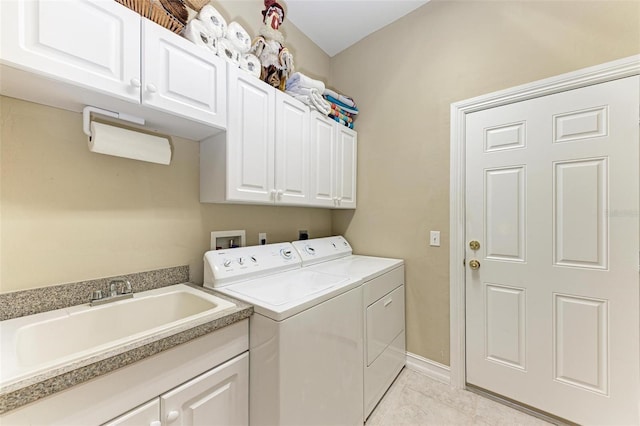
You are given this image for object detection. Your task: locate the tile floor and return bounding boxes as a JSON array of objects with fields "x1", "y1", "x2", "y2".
[{"x1": 366, "y1": 368, "x2": 554, "y2": 426}]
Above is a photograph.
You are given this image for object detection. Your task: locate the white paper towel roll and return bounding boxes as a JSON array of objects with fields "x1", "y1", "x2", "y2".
[
  {"x1": 216, "y1": 38, "x2": 240, "y2": 65},
  {"x1": 240, "y1": 53, "x2": 261, "y2": 78},
  {"x1": 184, "y1": 19, "x2": 216, "y2": 53},
  {"x1": 226, "y1": 21, "x2": 251, "y2": 54},
  {"x1": 89, "y1": 122, "x2": 172, "y2": 165}
]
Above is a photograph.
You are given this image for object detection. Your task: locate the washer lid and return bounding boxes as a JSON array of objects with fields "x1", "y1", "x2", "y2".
[
  {"x1": 307, "y1": 255, "x2": 404, "y2": 281},
  {"x1": 216, "y1": 269, "x2": 361, "y2": 321}
]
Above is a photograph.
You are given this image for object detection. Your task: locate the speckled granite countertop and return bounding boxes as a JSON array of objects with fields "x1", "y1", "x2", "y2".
[{"x1": 0, "y1": 267, "x2": 253, "y2": 414}]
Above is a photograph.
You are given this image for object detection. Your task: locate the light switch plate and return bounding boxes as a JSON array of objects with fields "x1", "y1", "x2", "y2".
[{"x1": 430, "y1": 231, "x2": 441, "y2": 247}]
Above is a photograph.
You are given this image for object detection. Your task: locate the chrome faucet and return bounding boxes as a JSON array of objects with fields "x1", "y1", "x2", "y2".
[{"x1": 90, "y1": 279, "x2": 134, "y2": 306}]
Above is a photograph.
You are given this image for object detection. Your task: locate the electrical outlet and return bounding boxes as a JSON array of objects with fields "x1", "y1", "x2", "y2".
[
  {"x1": 259, "y1": 232, "x2": 267, "y2": 245},
  {"x1": 430, "y1": 231, "x2": 441, "y2": 247},
  {"x1": 298, "y1": 229, "x2": 309, "y2": 240}
]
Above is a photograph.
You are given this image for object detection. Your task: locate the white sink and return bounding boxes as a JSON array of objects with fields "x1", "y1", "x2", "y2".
[{"x1": 0, "y1": 284, "x2": 236, "y2": 389}]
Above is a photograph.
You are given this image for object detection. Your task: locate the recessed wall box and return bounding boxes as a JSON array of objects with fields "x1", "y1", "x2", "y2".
[{"x1": 211, "y1": 230, "x2": 246, "y2": 250}]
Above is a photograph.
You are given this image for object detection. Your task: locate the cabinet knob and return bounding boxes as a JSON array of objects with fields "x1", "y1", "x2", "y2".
[
  {"x1": 146, "y1": 83, "x2": 157, "y2": 93},
  {"x1": 130, "y1": 78, "x2": 142, "y2": 88},
  {"x1": 270, "y1": 189, "x2": 277, "y2": 200},
  {"x1": 277, "y1": 190, "x2": 283, "y2": 200},
  {"x1": 166, "y1": 410, "x2": 179, "y2": 423}
]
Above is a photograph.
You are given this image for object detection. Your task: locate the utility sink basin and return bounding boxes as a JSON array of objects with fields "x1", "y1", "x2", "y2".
[{"x1": 0, "y1": 284, "x2": 236, "y2": 389}]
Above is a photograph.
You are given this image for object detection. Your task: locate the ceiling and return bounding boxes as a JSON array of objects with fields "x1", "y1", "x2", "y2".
[{"x1": 285, "y1": 1, "x2": 431, "y2": 57}]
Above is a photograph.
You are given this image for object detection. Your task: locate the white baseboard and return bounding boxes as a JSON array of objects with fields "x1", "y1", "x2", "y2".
[{"x1": 405, "y1": 352, "x2": 451, "y2": 385}]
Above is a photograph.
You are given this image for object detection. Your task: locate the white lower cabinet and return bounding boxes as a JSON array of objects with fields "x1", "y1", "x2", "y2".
[
  {"x1": 103, "y1": 399, "x2": 160, "y2": 426},
  {"x1": 1, "y1": 320, "x2": 249, "y2": 426},
  {"x1": 160, "y1": 352, "x2": 248, "y2": 426},
  {"x1": 309, "y1": 112, "x2": 358, "y2": 208},
  {"x1": 104, "y1": 352, "x2": 248, "y2": 426}
]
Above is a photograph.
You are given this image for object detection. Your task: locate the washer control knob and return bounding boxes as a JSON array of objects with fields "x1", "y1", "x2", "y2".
[
  {"x1": 223, "y1": 259, "x2": 232, "y2": 267},
  {"x1": 305, "y1": 246, "x2": 316, "y2": 255},
  {"x1": 251, "y1": 256, "x2": 257, "y2": 263},
  {"x1": 281, "y1": 249, "x2": 292, "y2": 259},
  {"x1": 238, "y1": 257, "x2": 245, "y2": 265}
]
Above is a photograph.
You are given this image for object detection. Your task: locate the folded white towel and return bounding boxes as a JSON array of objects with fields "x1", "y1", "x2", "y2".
[
  {"x1": 286, "y1": 72, "x2": 325, "y2": 92},
  {"x1": 183, "y1": 19, "x2": 217, "y2": 53},
  {"x1": 226, "y1": 21, "x2": 251, "y2": 54},
  {"x1": 286, "y1": 89, "x2": 330, "y2": 115},
  {"x1": 217, "y1": 38, "x2": 240, "y2": 65},
  {"x1": 323, "y1": 88, "x2": 356, "y2": 108},
  {"x1": 198, "y1": 5, "x2": 227, "y2": 39}
]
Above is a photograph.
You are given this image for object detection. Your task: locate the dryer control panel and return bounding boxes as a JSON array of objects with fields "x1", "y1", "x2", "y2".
[
  {"x1": 292, "y1": 236, "x2": 352, "y2": 266},
  {"x1": 204, "y1": 242, "x2": 301, "y2": 288}
]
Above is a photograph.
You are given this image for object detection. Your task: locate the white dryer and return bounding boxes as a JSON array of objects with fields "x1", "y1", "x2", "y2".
[
  {"x1": 292, "y1": 236, "x2": 405, "y2": 420},
  {"x1": 203, "y1": 243, "x2": 364, "y2": 426}
]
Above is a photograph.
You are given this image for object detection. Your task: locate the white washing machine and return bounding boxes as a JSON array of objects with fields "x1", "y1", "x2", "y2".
[
  {"x1": 203, "y1": 243, "x2": 364, "y2": 426},
  {"x1": 291, "y1": 236, "x2": 405, "y2": 420}
]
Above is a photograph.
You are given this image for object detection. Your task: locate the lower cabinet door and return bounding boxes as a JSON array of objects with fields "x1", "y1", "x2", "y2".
[
  {"x1": 102, "y1": 399, "x2": 160, "y2": 426},
  {"x1": 160, "y1": 352, "x2": 249, "y2": 426}
]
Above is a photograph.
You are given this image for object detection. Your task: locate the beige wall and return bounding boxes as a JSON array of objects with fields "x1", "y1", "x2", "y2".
[
  {"x1": 0, "y1": 0, "x2": 332, "y2": 293},
  {"x1": 330, "y1": 0, "x2": 640, "y2": 365}
]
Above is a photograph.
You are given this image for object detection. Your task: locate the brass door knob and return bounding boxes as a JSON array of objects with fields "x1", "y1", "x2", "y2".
[{"x1": 469, "y1": 259, "x2": 481, "y2": 270}]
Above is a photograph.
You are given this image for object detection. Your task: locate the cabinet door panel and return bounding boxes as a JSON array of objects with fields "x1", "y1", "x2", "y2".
[
  {"x1": 335, "y1": 126, "x2": 357, "y2": 208},
  {"x1": 275, "y1": 91, "x2": 309, "y2": 205},
  {"x1": 309, "y1": 112, "x2": 336, "y2": 207},
  {"x1": 226, "y1": 67, "x2": 275, "y2": 203},
  {"x1": 102, "y1": 399, "x2": 159, "y2": 426},
  {"x1": 143, "y1": 19, "x2": 226, "y2": 127},
  {"x1": 161, "y1": 352, "x2": 248, "y2": 426},
  {"x1": 0, "y1": 0, "x2": 140, "y2": 102}
]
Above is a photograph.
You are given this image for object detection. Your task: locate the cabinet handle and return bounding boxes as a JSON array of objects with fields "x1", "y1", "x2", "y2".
[
  {"x1": 166, "y1": 410, "x2": 179, "y2": 423},
  {"x1": 277, "y1": 190, "x2": 283, "y2": 200},
  {"x1": 270, "y1": 189, "x2": 277, "y2": 200},
  {"x1": 384, "y1": 298, "x2": 393, "y2": 307},
  {"x1": 146, "y1": 83, "x2": 157, "y2": 93},
  {"x1": 130, "y1": 78, "x2": 142, "y2": 88}
]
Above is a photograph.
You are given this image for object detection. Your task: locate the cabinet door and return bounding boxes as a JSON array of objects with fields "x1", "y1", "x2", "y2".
[
  {"x1": 308, "y1": 112, "x2": 337, "y2": 207},
  {"x1": 226, "y1": 67, "x2": 275, "y2": 203},
  {"x1": 161, "y1": 352, "x2": 248, "y2": 426},
  {"x1": 335, "y1": 126, "x2": 357, "y2": 208},
  {"x1": 142, "y1": 19, "x2": 226, "y2": 128},
  {"x1": 0, "y1": 0, "x2": 141, "y2": 103},
  {"x1": 275, "y1": 91, "x2": 310, "y2": 205},
  {"x1": 102, "y1": 399, "x2": 160, "y2": 426}
]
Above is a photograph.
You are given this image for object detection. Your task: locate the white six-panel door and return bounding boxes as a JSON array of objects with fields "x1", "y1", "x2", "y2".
[{"x1": 465, "y1": 76, "x2": 639, "y2": 425}]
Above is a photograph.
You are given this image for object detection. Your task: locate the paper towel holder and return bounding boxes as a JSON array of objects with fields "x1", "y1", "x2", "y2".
[
  {"x1": 82, "y1": 106, "x2": 146, "y2": 140},
  {"x1": 82, "y1": 106, "x2": 172, "y2": 165}
]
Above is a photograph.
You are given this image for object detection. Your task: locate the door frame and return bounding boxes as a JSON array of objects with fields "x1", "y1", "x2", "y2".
[{"x1": 449, "y1": 55, "x2": 640, "y2": 390}]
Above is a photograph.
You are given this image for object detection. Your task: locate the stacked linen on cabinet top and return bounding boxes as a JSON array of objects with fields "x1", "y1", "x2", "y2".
[
  {"x1": 323, "y1": 88, "x2": 358, "y2": 129},
  {"x1": 285, "y1": 72, "x2": 331, "y2": 115}
]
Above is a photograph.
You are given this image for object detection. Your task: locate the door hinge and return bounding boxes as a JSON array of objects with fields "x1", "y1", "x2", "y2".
[{"x1": 463, "y1": 258, "x2": 466, "y2": 267}]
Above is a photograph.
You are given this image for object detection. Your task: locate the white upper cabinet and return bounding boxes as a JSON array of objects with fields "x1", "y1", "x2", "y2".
[
  {"x1": 0, "y1": 0, "x2": 141, "y2": 102},
  {"x1": 335, "y1": 125, "x2": 357, "y2": 208},
  {"x1": 0, "y1": 0, "x2": 226, "y2": 140},
  {"x1": 309, "y1": 112, "x2": 357, "y2": 209},
  {"x1": 201, "y1": 66, "x2": 312, "y2": 206},
  {"x1": 309, "y1": 112, "x2": 337, "y2": 207},
  {"x1": 274, "y1": 90, "x2": 310, "y2": 205},
  {"x1": 225, "y1": 66, "x2": 276, "y2": 203},
  {"x1": 142, "y1": 19, "x2": 226, "y2": 128}
]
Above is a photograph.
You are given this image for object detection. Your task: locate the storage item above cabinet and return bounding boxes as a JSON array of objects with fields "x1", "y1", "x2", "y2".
[
  {"x1": 0, "y1": 0, "x2": 226, "y2": 141},
  {"x1": 200, "y1": 65, "x2": 357, "y2": 209}
]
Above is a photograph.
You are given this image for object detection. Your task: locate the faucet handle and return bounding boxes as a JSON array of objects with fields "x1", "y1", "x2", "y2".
[
  {"x1": 90, "y1": 289, "x2": 103, "y2": 301},
  {"x1": 123, "y1": 280, "x2": 132, "y2": 294}
]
